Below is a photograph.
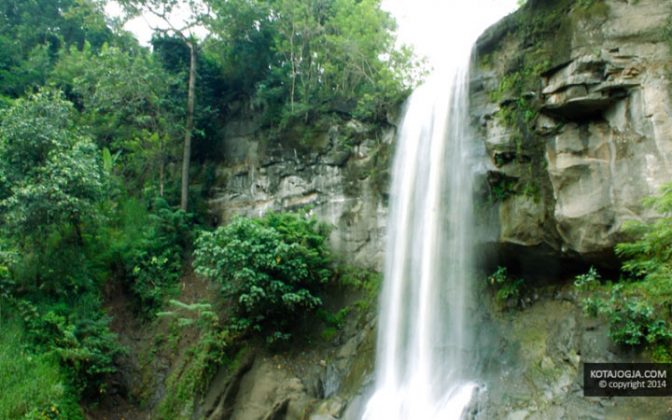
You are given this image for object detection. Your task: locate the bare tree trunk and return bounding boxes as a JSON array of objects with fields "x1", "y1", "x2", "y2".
[
  {"x1": 290, "y1": 25, "x2": 296, "y2": 113},
  {"x1": 159, "y1": 148, "x2": 165, "y2": 197},
  {"x1": 181, "y1": 41, "x2": 197, "y2": 211}
]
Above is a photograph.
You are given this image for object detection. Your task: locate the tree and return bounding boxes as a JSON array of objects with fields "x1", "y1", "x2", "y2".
[
  {"x1": 0, "y1": 0, "x2": 112, "y2": 98},
  {"x1": 0, "y1": 90, "x2": 104, "y2": 266},
  {"x1": 151, "y1": 34, "x2": 225, "y2": 164},
  {"x1": 322, "y1": 0, "x2": 418, "y2": 118},
  {"x1": 207, "y1": 0, "x2": 420, "y2": 125},
  {"x1": 204, "y1": 0, "x2": 275, "y2": 102},
  {"x1": 119, "y1": 0, "x2": 210, "y2": 211},
  {"x1": 51, "y1": 43, "x2": 182, "y2": 195}
]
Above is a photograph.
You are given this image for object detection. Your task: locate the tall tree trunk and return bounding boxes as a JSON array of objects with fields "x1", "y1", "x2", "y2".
[
  {"x1": 159, "y1": 149, "x2": 165, "y2": 197},
  {"x1": 181, "y1": 41, "x2": 196, "y2": 211},
  {"x1": 289, "y1": 23, "x2": 296, "y2": 113}
]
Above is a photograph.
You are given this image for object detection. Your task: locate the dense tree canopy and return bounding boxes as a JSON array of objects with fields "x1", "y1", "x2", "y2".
[
  {"x1": 53, "y1": 43, "x2": 183, "y2": 193},
  {"x1": 207, "y1": 0, "x2": 418, "y2": 123},
  {"x1": 0, "y1": 90, "x2": 104, "y2": 243},
  {"x1": 0, "y1": 0, "x2": 113, "y2": 99}
]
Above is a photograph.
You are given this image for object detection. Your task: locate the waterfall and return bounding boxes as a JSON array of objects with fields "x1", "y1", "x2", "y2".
[{"x1": 363, "y1": 3, "x2": 515, "y2": 418}]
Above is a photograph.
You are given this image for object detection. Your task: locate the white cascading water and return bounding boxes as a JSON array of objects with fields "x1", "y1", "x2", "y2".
[{"x1": 363, "y1": 3, "x2": 516, "y2": 419}]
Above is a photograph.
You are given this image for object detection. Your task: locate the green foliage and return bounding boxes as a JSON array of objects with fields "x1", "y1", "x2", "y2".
[
  {"x1": 488, "y1": 60, "x2": 547, "y2": 201},
  {"x1": 0, "y1": 319, "x2": 83, "y2": 419},
  {"x1": 337, "y1": 264, "x2": 382, "y2": 313},
  {"x1": 576, "y1": 294, "x2": 667, "y2": 349},
  {"x1": 318, "y1": 307, "x2": 350, "y2": 341},
  {"x1": 0, "y1": 0, "x2": 112, "y2": 98},
  {"x1": 19, "y1": 297, "x2": 125, "y2": 399},
  {"x1": 126, "y1": 200, "x2": 192, "y2": 315},
  {"x1": 0, "y1": 0, "x2": 203, "y2": 412},
  {"x1": 651, "y1": 343, "x2": 672, "y2": 363},
  {"x1": 194, "y1": 212, "x2": 333, "y2": 343},
  {"x1": 150, "y1": 34, "x2": 224, "y2": 162},
  {"x1": 587, "y1": 183, "x2": 672, "y2": 350},
  {"x1": 158, "y1": 299, "x2": 218, "y2": 330},
  {"x1": 488, "y1": 175, "x2": 518, "y2": 202},
  {"x1": 0, "y1": 90, "x2": 125, "y2": 406},
  {"x1": 574, "y1": 266, "x2": 605, "y2": 316},
  {"x1": 207, "y1": 0, "x2": 421, "y2": 125},
  {"x1": 574, "y1": 266, "x2": 601, "y2": 292},
  {"x1": 51, "y1": 43, "x2": 182, "y2": 192},
  {"x1": 205, "y1": 0, "x2": 276, "y2": 102},
  {"x1": 0, "y1": 90, "x2": 107, "y2": 299},
  {"x1": 615, "y1": 183, "x2": 672, "y2": 302},
  {"x1": 156, "y1": 300, "x2": 235, "y2": 419},
  {"x1": 579, "y1": 284, "x2": 672, "y2": 348},
  {"x1": 0, "y1": 0, "x2": 412, "y2": 410},
  {"x1": 616, "y1": 305, "x2": 672, "y2": 346},
  {"x1": 157, "y1": 329, "x2": 234, "y2": 419},
  {"x1": 574, "y1": 183, "x2": 672, "y2": 351},
  {"x1": 0, "y1": 251, "x2": 13, "y2": 325},
  {"x1": 0, "y1": 90, "x2": 104, "y2": 244},
  {"x1": 98, "y1": 197, "x2": 192, "y2": 316},
  {"x1": 488, "y1": 266, "x2": 524, "y2": 308}
]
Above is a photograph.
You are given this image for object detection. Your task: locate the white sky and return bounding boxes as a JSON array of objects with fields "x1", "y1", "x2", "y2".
[
  {"x1": 381, "y1": 0, "x2": 520, "y2": 68},
  {"x1": 105, "y1": 0, "x2": 520, "y2": 62},
  {"x1": 105, "y1": 1, "x2": 207, "y2": 45}
]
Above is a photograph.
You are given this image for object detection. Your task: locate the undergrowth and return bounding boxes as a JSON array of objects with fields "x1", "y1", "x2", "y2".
[
  {"x1": 487, "y1": 266, "x2": 525, "y2": 310},
  {"x1": 155, "y1": 300, "x2": 241, "y2": 419},
  {"x1": 574, "y1": 184, "x2": 672, "y2": 361},
  {"x1": 0, "y1": 318, "x2": 83, "y2": 419}
]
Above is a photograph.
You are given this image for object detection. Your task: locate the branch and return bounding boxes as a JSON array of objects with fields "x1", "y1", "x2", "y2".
[{"x1": 142, "y1": 1, "x2": 208, "y2": 40}]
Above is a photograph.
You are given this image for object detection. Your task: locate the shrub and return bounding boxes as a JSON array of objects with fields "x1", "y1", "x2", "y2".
[
  {"x1": 571, "y1": 184, "x2": 672, "y2": 353},
  {"x1": 608, "y1": 183, "x2": 672, "y2": 348},
  {"x1": 0, "y1": 90, "x2": 105, "y2": 253},
  {"x1": 126, "y1": 199, "x2": 192, "y2": 315},
  {"x1": 194, "y1": 212, "x2": 333, "y2": 343},
  {"x1": 574, "y1": 276, "x2": 672, "y2": 349},
  {"x1": 19, "y1": 297, "x2": 125, "y2": 399},
  {"x1": 488, "y1": 266, "x2": 524, "y2": 307},
  {"x1": 574, "y1": 266, "x2": 601, "y2": 292},
  {"x1": 337, "y1": 264, "x2": 383, "y2": 313},
  {"x1": 156, "y1": 300, "x2": 233, "y2": 419},
  {"x1": 614, "y1": 183, "x2": 672, "y2": 286},
  {"x1": 606, "y1": 285, "x2": 672, "y2": 347},
  {"x1": 318, "y1": 307, "x2": 351, "y2": 341},
  {"x1": 101, "y1": 197, "x2": 192, "y2": 316},
  {"x1": 0, "y1": 257, "x2": 13, "y2": 325}
]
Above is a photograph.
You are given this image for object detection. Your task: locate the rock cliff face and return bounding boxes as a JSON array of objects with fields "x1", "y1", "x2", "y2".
[
  {"x1": 472, "y1": 0, "x2": 672, "y2": 269},
  {"x1": 199, "y1": 1, "x2": 672, "y2": 419},
  {"x1": 207, "y1": 1, "x2": 672, "y2": 287},
  {"x1": 207, "y1": 114, "x2": 395, "y2": 270}
]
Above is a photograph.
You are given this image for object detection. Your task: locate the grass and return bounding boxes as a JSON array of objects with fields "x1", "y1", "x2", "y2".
[{"x1": 0, "y1": 319, "x2": 82, "y2": 419}]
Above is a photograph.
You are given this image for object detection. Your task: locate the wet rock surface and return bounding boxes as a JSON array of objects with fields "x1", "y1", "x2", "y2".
[
  {"x1": 472, "y1": 0, "x2": 672, "y2": 268},
  {"x1": 473, "y1": 287, "x2": 672, "y2": 420},
  {"x1": 197, "y1": 315, "x2": 377, "y2": 420}
]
